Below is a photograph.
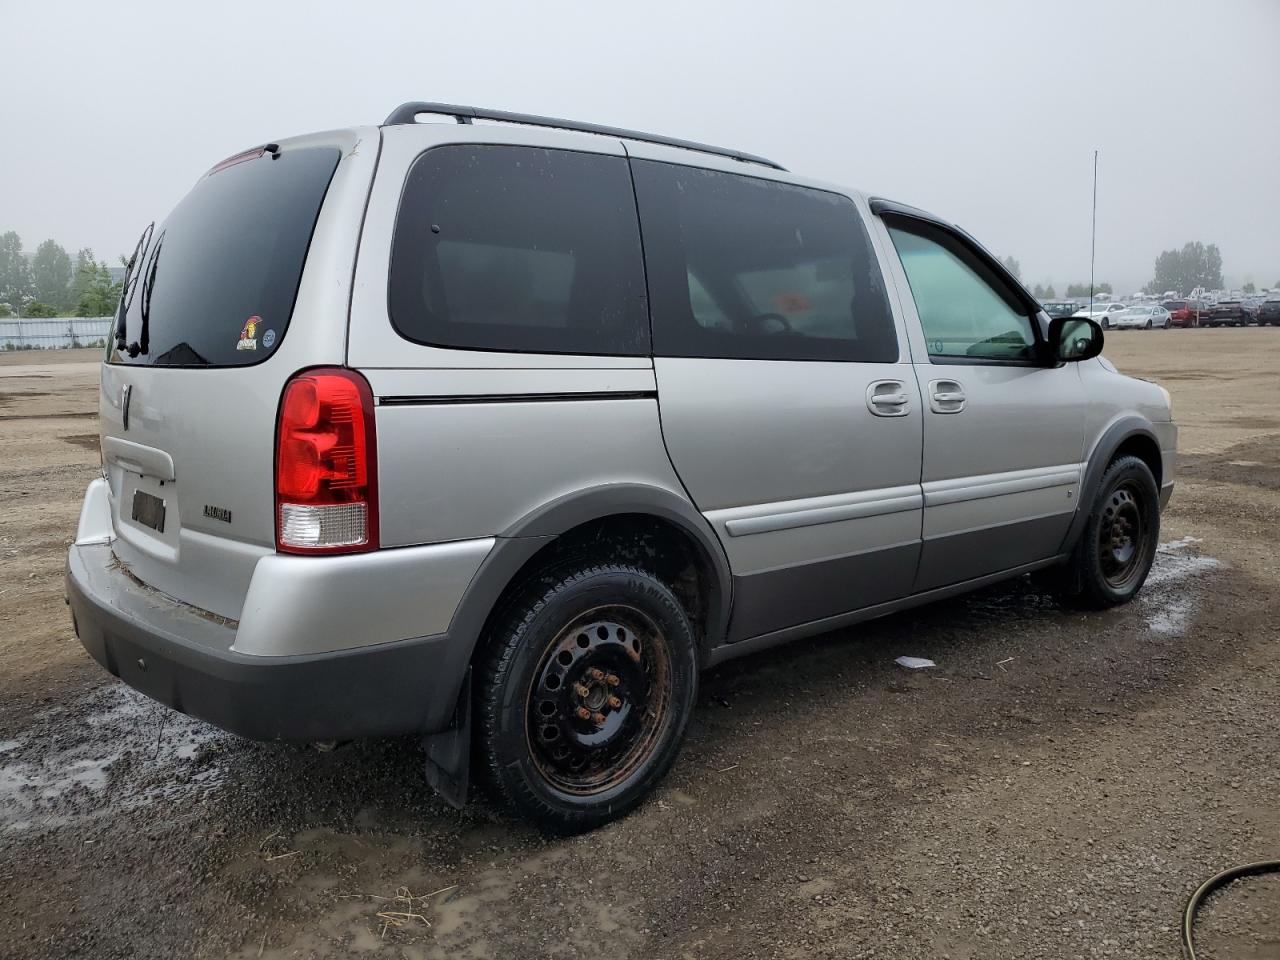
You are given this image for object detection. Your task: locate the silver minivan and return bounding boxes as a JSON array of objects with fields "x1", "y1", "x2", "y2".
[{"x1": 67, "y1": 102, "x2": 1176, "y2": 831}]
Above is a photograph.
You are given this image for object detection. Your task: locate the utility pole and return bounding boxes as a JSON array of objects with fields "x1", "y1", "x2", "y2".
[{"x1": 1089, "y1": 150, "x2": 1098, "y2": 317}]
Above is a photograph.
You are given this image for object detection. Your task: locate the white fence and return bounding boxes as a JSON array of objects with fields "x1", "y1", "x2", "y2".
[{"x1": 0, "y1": 317, "x2": 112, "y2": 350}]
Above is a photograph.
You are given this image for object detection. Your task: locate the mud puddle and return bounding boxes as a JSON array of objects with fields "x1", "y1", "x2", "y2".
[
  {"x1": 1141, "y1": 537, "x2": 1222, "y2": 636},
  {"x1": 0, "y1": 684, "x2": 228, "y2": 832}
]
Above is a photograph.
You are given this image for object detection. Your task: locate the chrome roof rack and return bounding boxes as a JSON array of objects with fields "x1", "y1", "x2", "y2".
[{"x1": 382, "y1": 101, "x2": 785, "y2": 171}]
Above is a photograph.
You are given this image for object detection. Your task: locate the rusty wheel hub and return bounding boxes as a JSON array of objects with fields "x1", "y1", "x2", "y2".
[{"x1": 526, "y1": 605, "x2": 671, "y2": 794}]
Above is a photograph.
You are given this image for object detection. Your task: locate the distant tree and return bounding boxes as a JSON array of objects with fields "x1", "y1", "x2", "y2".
[
  {"x1": 75, "y1": 259, "x2": 121, "y2": 317},
  {"x1": 1032, "y1": 283, "x2": 1045, "y2": 298},
  {"x1": 1148, "y1": 241, "x2": 1223, "y2": 295},
  {"x1": 1044, "y1": 285, "x2": 1056, "y2": 298},
  {"x1": 1002, "y1": 255, "x2": 1022, "y2": 279},
  {"x1": 25, "y1": 300, "x2": 59, "y2": 318},
  {"x1": 0, "y1": 231, "x2": 34, "y2": 316},
  {"x1": 1065, "y1": 281, "x2": 1112, "y2": 298},
  {"x1": 31, "y1": 240, "x2": 73, "y2": 312},
  {"x1": 1242, "y1": 281, "x2": 1255, "y2": 294},
  {"x1": 1206, "y1": 244, "x2": 1223, "y2": 288},
  {"x1": 69, "y1": 249, "x2": 98, "y2": 311},
  {"x1": 0, "y1": 303, "x2": 11, "y2": 317}
]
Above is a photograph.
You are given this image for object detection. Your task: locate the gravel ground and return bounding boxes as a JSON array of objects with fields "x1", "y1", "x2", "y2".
[{"x1": 0, "y1": 330, "x2": 1277, "y2": 959}]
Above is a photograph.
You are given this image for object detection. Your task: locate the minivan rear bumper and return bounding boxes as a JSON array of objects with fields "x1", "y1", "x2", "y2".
[{"x1": 67, "y1": 541, "x2": 463, "y2": 741}]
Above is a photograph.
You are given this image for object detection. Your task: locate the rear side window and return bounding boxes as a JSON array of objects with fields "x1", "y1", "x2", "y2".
[
  {"x1": 389, "y1": 145, "x2": 649, "y2": 355},
  {"x1": 110, "y1": 146, "x2": 340, "y2": 367},
  {"x1": 631, "y1": 160, "x2": 898, "y2": 362}
]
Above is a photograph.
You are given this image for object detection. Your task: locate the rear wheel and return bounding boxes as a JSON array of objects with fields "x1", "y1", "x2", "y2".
[
  {"x1": 476, "y1": 562, "x2": 698, "y2": 832},
  {"x1": 1063, "y1": 456, "x2": 1160, "y2": 609}
]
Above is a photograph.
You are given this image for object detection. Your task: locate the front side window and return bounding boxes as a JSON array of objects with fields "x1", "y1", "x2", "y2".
[
  {"x1": 632, "y1": 160, "x2": 898, "y2": 362},
  {"x1": 389, "y1": 145, "x2": 648, "y2": 355},
  {"x1": 887, "y1": 223, "x2": 1036, "y2": 362}
]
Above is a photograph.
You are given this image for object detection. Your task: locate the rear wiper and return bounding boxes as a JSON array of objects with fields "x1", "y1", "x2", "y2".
[
  {"x1": 133, "y1": 232, "x2": 163, "y2": 358},
  {"x1": 114, "y1": 223, "x2": 153, "y2": 355}
]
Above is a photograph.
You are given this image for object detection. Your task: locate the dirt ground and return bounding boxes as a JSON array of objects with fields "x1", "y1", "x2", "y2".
[{"x1": 1, "y1": 331, "x2": 1277, "y2": 960}]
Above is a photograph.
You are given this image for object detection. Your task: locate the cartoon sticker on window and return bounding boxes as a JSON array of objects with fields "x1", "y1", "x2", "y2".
[{"x1": 236, "y1": 316, "x2": 260, "y2": 351}]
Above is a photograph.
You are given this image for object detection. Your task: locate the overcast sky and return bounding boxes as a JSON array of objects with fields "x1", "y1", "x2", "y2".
[{"x1": 2, "y1": 0, "x2": 1277, "y2": 294}]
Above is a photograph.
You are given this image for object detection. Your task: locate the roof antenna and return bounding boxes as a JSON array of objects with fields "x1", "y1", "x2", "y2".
[{"x1": 1089, "y1": 149, "x2": 1098, "y2": 316}]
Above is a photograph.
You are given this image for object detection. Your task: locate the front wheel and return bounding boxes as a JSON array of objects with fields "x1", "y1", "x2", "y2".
[
  {"x1": 476, "y1": 562, "x2": 698, "y2": 832},
  {"x1": 1064, "y1": 456, "x2": 1160, "y2": 608}
]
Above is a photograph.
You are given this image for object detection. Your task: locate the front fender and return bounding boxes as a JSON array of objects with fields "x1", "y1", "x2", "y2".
[{"x1": 1060, "y1": 415, "x2": 1166, "y2": 555}]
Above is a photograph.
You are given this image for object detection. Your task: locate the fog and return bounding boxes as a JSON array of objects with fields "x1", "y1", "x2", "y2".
[{"x1": 2, "y1": 0, "x2": 1277, "y2": 294}]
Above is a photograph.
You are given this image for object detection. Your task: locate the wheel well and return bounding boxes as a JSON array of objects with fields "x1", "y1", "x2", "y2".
[
  {"x1": 473, "y1": 513, "x2": 721, "y2": 665},
  {"x1": 1112, "y1": 433, "x2": 1163, "y2": 488}
]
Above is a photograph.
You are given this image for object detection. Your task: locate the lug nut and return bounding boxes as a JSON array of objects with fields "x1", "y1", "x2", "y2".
[
  {"x1": 607, "y1": 695, "x2": 622, "y2": 709},
  {"x1": 576, "y1": 707, "x2": 591, "y2": 720},
  {"x1": 587, "y1": 668, "x2": 606, "y2": 681},
  {"x1": 605, "y1": 673, "x2": 620, "y2": 686},
  {"x1": 591, "y1": 712, "x2": 607, "y2": 725},
  {"x1": 573, "y1": 683, "x2": 591, "y2": 699}
]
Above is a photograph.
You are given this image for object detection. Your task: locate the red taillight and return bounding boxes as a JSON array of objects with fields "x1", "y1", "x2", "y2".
[{"x1": 275, "y1": 368, "x2": 378, "y2": 554}]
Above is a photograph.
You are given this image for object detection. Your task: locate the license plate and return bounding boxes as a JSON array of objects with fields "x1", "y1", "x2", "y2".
[{"x1": 131, "y1": 489, "x2": 166, "y2": 533}]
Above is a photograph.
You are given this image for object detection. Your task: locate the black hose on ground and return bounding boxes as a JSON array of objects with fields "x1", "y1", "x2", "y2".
[{"x1": 1182, "y1": 860, "x2": 1280, "y2": 959}]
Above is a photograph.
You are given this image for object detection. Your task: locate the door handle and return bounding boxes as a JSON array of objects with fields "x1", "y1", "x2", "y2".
[
  {"x1": 928, "y1": 379, "x2": 966, "y2": 414},
  {"x1": 866, "y1": 379, "x2": 911, "y2": 417}
]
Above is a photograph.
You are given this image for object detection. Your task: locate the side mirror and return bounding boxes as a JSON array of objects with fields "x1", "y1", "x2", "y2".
[{"x1": 1048, "y1": 317, "x2": 1104, "y2": 362}]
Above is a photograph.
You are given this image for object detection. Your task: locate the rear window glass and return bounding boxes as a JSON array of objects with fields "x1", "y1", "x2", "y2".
[
  {"x1": 110, "y1": 146, "x2": 340, "y2": 367},
  {"x1": 631, "y1": 160, "x2": 897, "y2": 362},
  {"x1": 389, "y1": 145, "x2": 649, "y2": 356}
]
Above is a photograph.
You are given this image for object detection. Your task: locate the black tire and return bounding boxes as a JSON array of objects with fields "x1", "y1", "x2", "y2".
[
  {"x1": 476, "y1": 562, "x2": 698, "y2": 833},
  {"x1": 1064, "y1": 455, "x2": 1160, "y2": 609}
]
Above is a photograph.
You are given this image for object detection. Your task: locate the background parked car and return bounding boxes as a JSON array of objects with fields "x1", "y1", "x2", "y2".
[
  {"x1": 1112, "y1": 305, "x2": 1171, "y2": 330},
  {"x1": 1041, "y1": 300, "x2": 1081, "y2": 319},
  {"x1": 1161, "y1": 299, "x2": 1203, "y2": 327},
  {"x1": 1207, "y1": 299, "x2": 1247, "y2": 326},
  {"x1": 1073, "y1": 302, "x2": 1127, "y2": 329},
  {"x1": 1242, "y1": 297, "x2": 1263, "y2": 323},
  {"x1": 1258, "y1": 298, "x2": 1280, "y2": 326}
]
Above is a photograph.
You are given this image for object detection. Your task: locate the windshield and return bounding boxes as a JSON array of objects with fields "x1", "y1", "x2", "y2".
[
  {"x1": 109, "y1": 146, "x2": 340, "y2": 367},
  {"x1": 1163, "y1": 301, "x2": 1185, "y2": 310}
]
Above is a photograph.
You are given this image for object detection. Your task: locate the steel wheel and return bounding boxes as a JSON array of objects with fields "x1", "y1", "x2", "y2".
[
  {"x1": 1098, "y1": 481, "x2": 1146, "y2": 591},
  {"x1": 525, "y1": 604, "x2": 673, "y2": 795}
]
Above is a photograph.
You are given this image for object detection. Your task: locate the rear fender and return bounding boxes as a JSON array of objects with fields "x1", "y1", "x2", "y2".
[{"x1": 421, "y1": 484, "x2": 733, "y2": 802}]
